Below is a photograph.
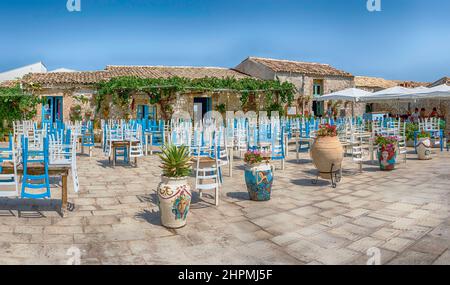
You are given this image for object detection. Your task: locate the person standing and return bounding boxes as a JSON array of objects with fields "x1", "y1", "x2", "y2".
[{"x1": 411, "y1": 108, "x2": 420, "y2": 123}]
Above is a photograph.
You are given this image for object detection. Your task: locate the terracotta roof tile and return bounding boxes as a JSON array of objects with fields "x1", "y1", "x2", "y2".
[
  {"x1": 355, "y1": 76, "x2": 398, "y2": 89},
  {"x1": 248, "y1": 57, "x2": 353, "y2": 77}
]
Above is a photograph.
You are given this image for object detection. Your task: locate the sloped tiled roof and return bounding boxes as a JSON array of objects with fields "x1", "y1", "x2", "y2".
[
  {"x1": 105, "y1": 66, "x2": 250, "y2": 79},
  {"x1": 22, "y1": 66, "x2": 249, "y2": 86},
  {"x1": 247, "y1": 57, "x2": 353, "y2": 77},
  {"x1": 22, "y1": 71, "x2": 110, "y2": 85},
  {"x1": 0, "y1": 80, "x2": 20, "y2": 88},
  {"x1": 428, "y1": 76, "x2": 450, "y2": 87},
  {"x1": 396, "y1": 80, "x2": 429, "y2": 88},
  {"x1": 355, "y1": 76, "x2": 398, "y2": 89}
]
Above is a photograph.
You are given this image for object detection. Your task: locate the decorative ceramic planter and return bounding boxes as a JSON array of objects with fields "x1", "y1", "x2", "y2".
[
  {"x1": 377, "y1": 144, "x2": 397, "y2": 171},
  {"x1": 416, "y1": 138, "x2": 432, "y2": 160},
  {"x1": 310, "y1": 136, "x2": 344, "y2": 179},
  {"x1": 157, "y1": 176, "x2": 191, "y2": 229},
  {"x1": 244, "y1": 163, "x2": 274, "y2": 201}
]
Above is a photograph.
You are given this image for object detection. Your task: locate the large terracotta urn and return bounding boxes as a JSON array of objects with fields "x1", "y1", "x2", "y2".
[
  {"x1": 244, "y1": 163, "x2": 274, "y2": 201},
  {"x1": 157, "y1": 176, "x2": 191, "y2": 229},
  {"x1": 310, "y1": 136, "x2": 344, "y2": 179},
  {"x1": 416, "y1": 138, "x2": 432, "y2": 160}
]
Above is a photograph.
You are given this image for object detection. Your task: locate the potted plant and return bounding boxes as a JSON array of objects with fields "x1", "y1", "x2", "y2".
[
  {"x1": 310, "y1": 124, "x2": 343, "y2": 179},
  {"x1": 416, "y1": 131, "x2": 432, "y2": 160},
  {"x1": 244, "y1": 150, "x2": 273, "y2": 201},
  {"x1": 157, "y1": 144, "x2": 192, "y2": 228},
  {"x1": 84, "y1": 110, "x2": 93, "y2": 122},
  {"x1": 375, "y1": 135, "x2": 399, "y2": 171},
  {"x1": 405, "y1": 123, "x2": 418, "y2": 147},
  {"x1": 70, "y1": 105, "x2": 83, "y2": 122}
]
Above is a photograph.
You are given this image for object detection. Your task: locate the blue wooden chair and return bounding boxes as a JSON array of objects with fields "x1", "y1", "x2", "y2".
[
  {"x1": 81, "y1": 121, "x2": 95, "y2": 156},
  {"x1": 0, "y1": 134, "x2": 13, "y2": 160},
  {"x1": 21, "y1": 136, "x2": 51, "y2": 199},
  {"x1": 447, "y1": 132, "x2": 449, "y2": 152}
]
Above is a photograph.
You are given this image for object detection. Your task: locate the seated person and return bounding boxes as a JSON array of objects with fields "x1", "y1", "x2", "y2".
[
  {"x1": 429, "y1": 107, "x2": 439, "y2": 118},
  {"x1": 419, "y1": 108, "x2": 427, "y2": 118}
]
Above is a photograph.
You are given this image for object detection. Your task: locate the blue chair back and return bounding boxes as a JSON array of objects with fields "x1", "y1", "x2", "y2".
[{"x1": 21, "y1": 136, "x2": 51, "y2": 199}]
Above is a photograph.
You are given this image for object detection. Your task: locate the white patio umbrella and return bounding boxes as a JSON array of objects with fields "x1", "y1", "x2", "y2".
[
  {"x1": 315, "y1": 88, "x2": 373, "y2": 117},
  {"x1": 360, "y1": 86, "x2": 416, "y2": 102},
  {"x1": 315, "y1": 88, "x2": 373, "y2": 102},
  {"x1": 413, "y1": 84, "x2": 450, "y2": 99}
]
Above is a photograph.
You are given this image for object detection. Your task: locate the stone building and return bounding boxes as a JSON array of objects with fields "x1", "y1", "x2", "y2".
[
  {"x1": 429, "y1": 77, "x2": 450, "y2": 88},
  {"x1": 235, "y1": 57, "x2": 355, "y2": 116},
  {"x1": 21, "y1": 66, "x2": 249, "y2": 124}
]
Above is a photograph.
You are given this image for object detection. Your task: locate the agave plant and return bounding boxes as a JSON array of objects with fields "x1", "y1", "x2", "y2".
[{"x1": 158, "y1": 144, "x2": 192, "y2": 178}]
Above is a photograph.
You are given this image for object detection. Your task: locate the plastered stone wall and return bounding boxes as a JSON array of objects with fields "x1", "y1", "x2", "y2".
[
  {"x1": 277, "y1": 73, "x2": 355, "y2": 115},
  {"x1": 33, "y1": 88, "x2": 96, "y2": 123}
]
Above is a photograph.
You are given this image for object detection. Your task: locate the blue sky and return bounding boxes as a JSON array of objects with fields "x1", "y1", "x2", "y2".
[{"x1": 0, "y1": 0, "x2": 449, "y2": 82}]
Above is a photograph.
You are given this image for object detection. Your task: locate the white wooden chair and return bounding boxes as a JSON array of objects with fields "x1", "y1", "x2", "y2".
[
  {"x1": 128, "y1": 125, "x2": 144, "y2": 164},
  {"x1": 194, "y1": 144, "x2": 220, "y2": 206},
  {"x1": 352, "y1": 134, "x2": 365, "y2": 172},
  {"x1": 398, "y1": 122, "x2": 408, "y2": 164},
  {"x1": 49, "y1": 130, "x2": 80, "y2": 193},
  {"x1": 0, "y1": 138, "x2": 19, "y2": 197}
]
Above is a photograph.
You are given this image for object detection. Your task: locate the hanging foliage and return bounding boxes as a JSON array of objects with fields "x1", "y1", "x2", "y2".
[
  {"x1": 0, "y1": 84, "x2": 41, "y2": 138},
  {"x1": 97, "y1": 76, "x2": 296, "y2": 119}
]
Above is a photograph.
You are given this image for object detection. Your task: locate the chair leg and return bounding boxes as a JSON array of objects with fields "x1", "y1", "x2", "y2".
[{"x1": 215, "y1": 186, "x2": 219, "y2": 206}]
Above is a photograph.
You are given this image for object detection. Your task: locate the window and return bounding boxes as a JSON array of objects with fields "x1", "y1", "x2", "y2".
[
  {"x1": 137, "y1": 105, "x2": 157, "y2": 120},
  {"x1": 313, "y1": 79, "x2": 323, "y2": 97},
  {"x1": 313, "y1": 84, "x2": 321, "y2": 96}
]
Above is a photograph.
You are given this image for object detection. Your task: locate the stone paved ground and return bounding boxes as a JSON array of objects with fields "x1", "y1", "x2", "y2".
[{"x1": 1, "y1": 145, "x2": 449, "y2": 265}]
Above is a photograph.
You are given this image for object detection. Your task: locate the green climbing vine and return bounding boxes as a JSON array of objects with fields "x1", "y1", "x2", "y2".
[
  {"x1": 0, "y1": 84, "x2": 41, "y2": 139},
  {"x1": 96, "y1": 76, "x2": 296, "y2": 119}
]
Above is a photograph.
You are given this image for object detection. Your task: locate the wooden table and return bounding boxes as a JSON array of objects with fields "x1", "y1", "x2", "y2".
[
  {"x1": 1, "y1": 161, "x2": 71, "y2": 217},
  {"x1": 144, "y1": 131, "x2": 164, "y2": 155},
  {"x1": 191, "y1": 156, "x2": 216, "y2": 164},
  {"x1": 109, "y1": 140, "x2": 140, "y2": 167}
]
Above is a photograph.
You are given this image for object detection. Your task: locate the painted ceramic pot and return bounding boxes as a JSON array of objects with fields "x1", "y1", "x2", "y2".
[
  {"x1": 310, "y1": 136, "x2": 344, "y2": 179},
  {"x1": 244, "y1": 163, "x2": 274, "y2": 201},
  {"x1": 378, "y1": 144, "x2": 397, "y2": 171},
  {"x1": 416, "y1": 138, "x2": 432, "y2": 160},
  {"x1": 157, "y1": 176, "x2": 191, "y2": 229}
]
